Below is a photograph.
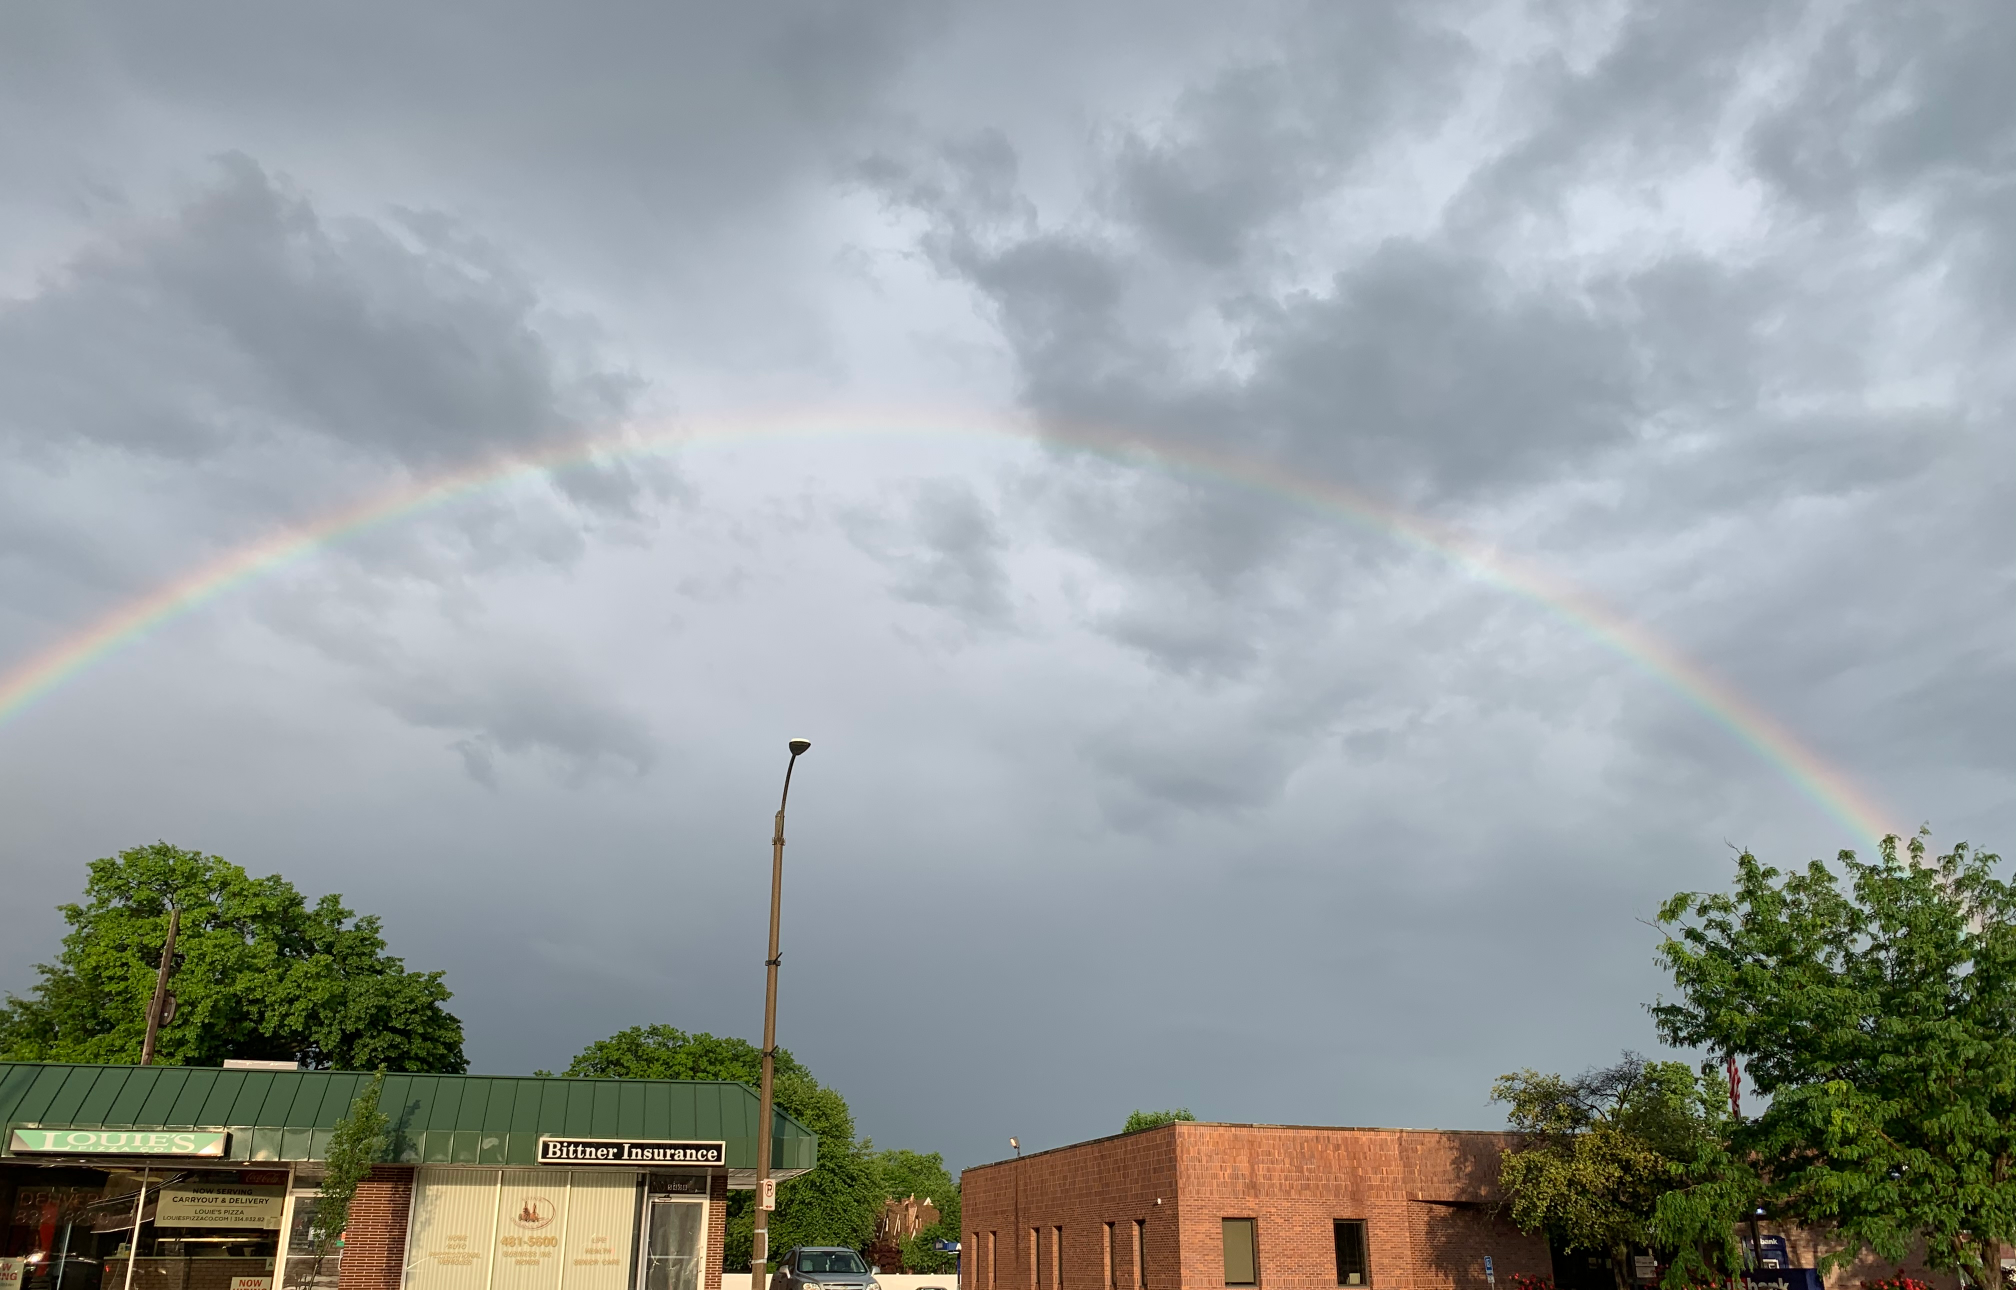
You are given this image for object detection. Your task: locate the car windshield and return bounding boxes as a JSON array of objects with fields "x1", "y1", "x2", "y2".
[{"x1": 800, "y1": 1252, "x2": 869, "y2": 1275}]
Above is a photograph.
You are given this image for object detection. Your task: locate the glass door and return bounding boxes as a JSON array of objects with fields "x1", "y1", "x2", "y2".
[
  {"x1": 638, "y1": 1201, "x2": 704, "y2": 1290},
  {"x1": 279, "y1": 1193, "x2": 340, "y2": 1290}
]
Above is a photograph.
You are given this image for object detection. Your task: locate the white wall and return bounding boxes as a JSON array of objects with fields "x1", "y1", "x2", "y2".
[{"x1": 724, "y1": 1276, "x2": 958, "y2": 1290}]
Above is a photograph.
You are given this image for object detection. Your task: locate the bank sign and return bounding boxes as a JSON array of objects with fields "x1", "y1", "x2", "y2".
[
  {"x1": 9, "y1": 1129, "x2": 230, "y2": 1157},
  {"x1": 536, "y1": 1137, "x2": 725, "y2": 1166}
]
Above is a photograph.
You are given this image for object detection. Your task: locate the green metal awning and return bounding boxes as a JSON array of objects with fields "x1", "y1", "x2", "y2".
[{"x1": 0, "y1": 1062, "x2": 816, "y2": 1180}]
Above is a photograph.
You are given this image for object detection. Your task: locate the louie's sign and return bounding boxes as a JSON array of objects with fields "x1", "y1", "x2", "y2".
[{"x1": 9, "y1": 1129, "x2": 230, "y2": 1157}]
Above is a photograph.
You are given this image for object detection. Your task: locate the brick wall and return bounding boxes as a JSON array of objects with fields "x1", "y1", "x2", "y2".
[
  {"x1": 1774, "y1": 1225, "x2": 1960, "y2": 1290},
  {"x1": 709, "y1": 1175, "x2": 729, "y2": 1290},
  {"x1": 961, "y1": 1126, "x2": 1549, "y2": 1290},
  {"x1": 962, "y1": 1131, "x2": 1180, "y2": 1290},
  {"x1": 338, "y1": 1166, "x2": 416, "y2": 1290},
  {"x1": 1172, "y1": 1126, "x2": 1548, "y2": 1290}
]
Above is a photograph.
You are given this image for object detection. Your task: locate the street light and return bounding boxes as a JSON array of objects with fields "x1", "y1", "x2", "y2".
[
  {"x1": 1010, "y1": 1138, "x2": 1022, "y2": 1287},
  {"x1": 752, "y1": 738, "x2": 811, "y2": 1277}
]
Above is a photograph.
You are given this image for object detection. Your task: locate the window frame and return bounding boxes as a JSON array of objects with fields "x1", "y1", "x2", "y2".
[
  {"x1": 1332, "y1": 1219, "x2": 1370, "y2": 1287},
  {"x1": 1221, "y1": 1218, "x2": 1258, "y2": 1288}
]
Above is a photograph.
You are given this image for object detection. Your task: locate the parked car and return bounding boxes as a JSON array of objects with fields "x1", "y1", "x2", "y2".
[{"x1": 770, "y1": 1248, "x2": 880, "y2": 1290}]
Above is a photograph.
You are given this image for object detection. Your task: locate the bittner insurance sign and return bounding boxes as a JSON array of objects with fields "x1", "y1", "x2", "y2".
[
  {"x1": 536, "y1": 1137, "x2": 725, "y2": 1166},
  {"x1": 10, "y1": 1129, "x2": 230, "y2": 1157}
]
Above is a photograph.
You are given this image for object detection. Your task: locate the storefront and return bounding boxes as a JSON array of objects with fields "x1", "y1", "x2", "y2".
[{"x1": 0, "y1": 1065, "x2": 817, "y2": 1290}]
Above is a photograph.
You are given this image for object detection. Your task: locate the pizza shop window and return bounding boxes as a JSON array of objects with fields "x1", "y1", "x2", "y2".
[
  {"x1": 2, "y1": 1167, "x2": 288, "y2": 1290},
  {"x1": 1333, "y1": 1221, "x2": 1368, "y2": 1287}
]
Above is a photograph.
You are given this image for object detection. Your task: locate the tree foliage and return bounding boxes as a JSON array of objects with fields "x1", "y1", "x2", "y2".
[
  {"x1": 561, "y1": 1025, "x2": 881, "y2": 1270},
  {"x1": 1122, "y1": 1108, "x2": 1196, "y2": 1134},
  {"x1": 1493, "y1": 1054, "x2": 1736, "y2": 1290},
  {"x1": 874, "y1": 1149, "x2": 961, "y2": 1274},
  {"x1": 566, "y1": 1025, "x2": 811, "y2": 1083},
  {"x1": 315, "y1": 1070, "x2": 390, "y2": 1278},
  {"x1": 1654, "y1": 833, "x2": 2016, "y2": 1281},
  {"x1": 0, "y1": 844, "x2": 466, "y2": 1071}
]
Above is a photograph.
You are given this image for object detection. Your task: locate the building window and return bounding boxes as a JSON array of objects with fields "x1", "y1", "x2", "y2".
[
  {"x1": 1222, "y1": 1219, "x2": 1258, "y2": 1287},
  {"x1": 1031, "y1": 1228, "x2": 1041, "y2": 1289},
  {"x1": 1103, "y1": 1223, "x2": 1115, "y2": 1290},
  {"x1": 989, "y1": 1232, "x2": 998, "y2": 1290},
  {"x1": 402, "y1": 1168, "x2": 647, "y2": 1290},
  {"x1": 1132, "y1": 1220, "x2": 1146, "y2": 1290},
  {"x1": 1054, "y1": 1227, "x2": 1064, "y2": 1290},
  {"x1": 282, "y1": 1190, "x2": 341, "y2": 1290},
  {"x1": 6, "y1": 1168, "x2": 289, "y2": 1290},
  {"x1": 1333, "y1": 1221, "x2": 1369, "y2": 1287}
]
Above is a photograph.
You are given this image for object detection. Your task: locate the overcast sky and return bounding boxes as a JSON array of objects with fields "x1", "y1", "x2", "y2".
[{"x1": 3, "y1": 0, "x2": 2013, "y2": 1175}]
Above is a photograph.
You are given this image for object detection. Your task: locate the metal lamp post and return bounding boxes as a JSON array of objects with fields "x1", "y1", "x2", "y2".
[{"x1": 752, "y1": 737, "x2": 811, "y2": 1278}]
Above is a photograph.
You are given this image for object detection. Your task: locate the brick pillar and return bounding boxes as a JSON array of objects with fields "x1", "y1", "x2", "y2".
[
  {"x1": 338, "y1": 1166, "x2": 416, "y2": 1290},
  {"x1": 707, "y1": 1175, "x2": 729, "y2": 1290}
]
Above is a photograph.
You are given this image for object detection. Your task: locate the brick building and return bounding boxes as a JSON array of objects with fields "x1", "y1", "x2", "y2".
[
  {"x1": 959, "y1": 1122, "x2": 1983, "y2": 1290},
  {"x1": 0, "y1": 1063, "x2": 817, "y2": 1290},
  {"x1": 960, "y1": 1123, "x2": 1553, "y2": 1290},
  {"x1": 867, "y1": 1195, "x2": 942, "y2": 1274}
]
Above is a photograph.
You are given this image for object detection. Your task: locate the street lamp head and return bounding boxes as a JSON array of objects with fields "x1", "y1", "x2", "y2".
[{"x1": 788, "y1": 738, "x2": 811, "y2": 756}]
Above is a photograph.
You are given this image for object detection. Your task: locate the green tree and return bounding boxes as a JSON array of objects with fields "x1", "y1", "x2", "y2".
[
  {"x1": 314, "y1": 1070, "x2": 391, "y2": 1281},
  {"x1": 1654, "y1": 832, "x2": 2016, "y2": 1282},
  {"x1": 1122, "y1": 1108, "x2": 1195, "y2": 1134},
  {"x1": 566, "y1": 1025, "x2": 809, "y2": 1083},
  {"x1": 874, "y1": 1149, "x2": 961, "y2": 1274},
  {"x1": 0, "y1": 843, "x2": 466, "y2": 1071},
  {"x1": 1493, "y1": 1054, "x2": 1737, "y2": 1290},
  {"x1": 560, "y1": 1026, "x2": 882, "y2": 1270}
]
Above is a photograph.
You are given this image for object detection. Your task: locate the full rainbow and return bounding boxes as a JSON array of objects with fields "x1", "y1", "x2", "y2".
[{"x1": 0, "y1": 410, "x2": 1894, "y2": 844}]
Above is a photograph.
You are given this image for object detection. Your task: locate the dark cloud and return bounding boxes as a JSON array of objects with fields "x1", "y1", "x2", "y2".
[
  {"x1": 844, "y1": 478, "x2": 1015, "y2": 628},
  {"x1": 369, "y1": 664, "x2": 656, "y2": 788},
  {"x1": 0, "y1": 154, "x2": 688, "y2": 805},
  {"x1": 1109, "y1": 6, "x2": 1470, "y2": 268},
  {"x1": 0, "y1": 156, "x2": 636, "y2": 469},
  {"x1": 0, "y1": 2, "x2": 943, "y2": 236},
  {"x1": 1446, "y1": 0, "x2": 1804, "y2": 231},
  {"x1": 3, "y1": 0, "x2": 2015, "y2": 1185}
]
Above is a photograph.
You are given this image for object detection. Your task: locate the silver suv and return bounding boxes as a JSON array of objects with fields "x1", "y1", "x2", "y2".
[{"x1": 771, "y1": 1248, "x2": 881, "y2": 1290}]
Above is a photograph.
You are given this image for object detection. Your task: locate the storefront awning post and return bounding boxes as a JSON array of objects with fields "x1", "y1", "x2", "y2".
[{"x1": 121, "y1": 1166, "x2": 149, "y2": 1290}]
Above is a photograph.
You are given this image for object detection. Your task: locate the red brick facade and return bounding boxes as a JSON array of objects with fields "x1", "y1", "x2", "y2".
[
  {"x1": 339, "y1": 1167, "x2": 417, "y2": 1290},
  {"x1": 960, "y1": 1125, "x2": 1550, "y2": 1290},
  {"x1": 708, "y1": 1175, "x2": 729, "y2": 1290}
]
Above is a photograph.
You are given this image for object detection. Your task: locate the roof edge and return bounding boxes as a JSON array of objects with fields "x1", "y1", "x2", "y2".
[
  {"x1": 964, "y1": 1120, "x2": 1517, "y2": 1171},
  {"x1": 0, "y1": 1061, "x2": 763, "y2": 1088}
]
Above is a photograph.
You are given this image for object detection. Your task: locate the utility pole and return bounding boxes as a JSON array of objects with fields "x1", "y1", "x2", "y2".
[
  {"x1": 139, "y1": 905, "x2": 180, "y2": 1067},
  {"x1": 1728, "y1": 1054, "x2": 1764, "y2": 1277},
  {"x1": 752, "y1": 738, "x2": 811, "y2": 1279}
]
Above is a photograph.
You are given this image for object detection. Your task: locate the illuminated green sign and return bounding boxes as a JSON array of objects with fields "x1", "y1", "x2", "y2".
[{"x1": 9, "y1": 1129, "x2": 230, "y2": 1157}]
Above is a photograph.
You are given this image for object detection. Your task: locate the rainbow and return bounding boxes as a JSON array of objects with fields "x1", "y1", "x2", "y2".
[{"x1": 0, "y1": 410, "x2": 1894, "y2": 844}]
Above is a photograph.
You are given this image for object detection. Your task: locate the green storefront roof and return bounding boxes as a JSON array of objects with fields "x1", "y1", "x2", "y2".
[{"x1": 0, "y1": 1062, "x2": 816, "y2": 1178}]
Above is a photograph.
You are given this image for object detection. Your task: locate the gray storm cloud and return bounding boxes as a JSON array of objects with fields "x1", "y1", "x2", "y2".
[{"x1": 1, "y1": 0, "x2": 2012, "y2": 1176}]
